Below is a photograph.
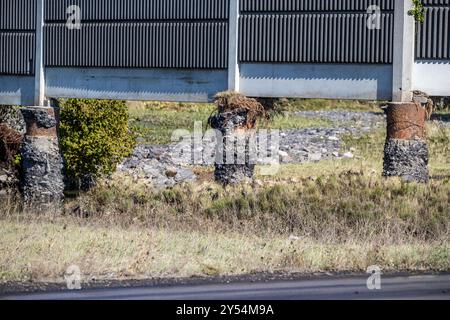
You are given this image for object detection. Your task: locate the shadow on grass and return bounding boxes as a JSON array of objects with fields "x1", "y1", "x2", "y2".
[
  {"x1": 431, "y1": 174, "x2": 450, "y2": 181},
  {"x1": 431, "y1": 113, "x2": 450, "y2": 122}
]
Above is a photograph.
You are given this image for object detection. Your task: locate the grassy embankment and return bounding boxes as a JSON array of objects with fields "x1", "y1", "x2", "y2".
[{"x1": 0, "y1": 99, "x2": 448, "y2": 283}]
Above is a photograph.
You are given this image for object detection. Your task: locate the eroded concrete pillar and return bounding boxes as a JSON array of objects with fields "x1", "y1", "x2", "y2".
[
  {"x1": 210, "y1": 111, "x2": 256, "y2": 185},
  {"x1": 209, "y1": 94, "x2": 264, "y2": 185},
  {"x1": 383, "y1": 102, "x2": 429, "y2": 183},
  {"x1": 20, "y1": 106, "x2": 64, "y2": 201}
]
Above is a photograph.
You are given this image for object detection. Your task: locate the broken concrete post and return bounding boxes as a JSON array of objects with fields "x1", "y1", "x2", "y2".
[
  {"x1": 210, "y1": 111, "x2": 255, "y2": 185},
  {"x1": 20, "y1": 106, "x2": 64, "y2": 201},
  {"x1": 209, "y1": 93, "x2": 264, "y2": 185},
  {"x1": 382, "y1": 102, "x2": 429, "y2": 183}
]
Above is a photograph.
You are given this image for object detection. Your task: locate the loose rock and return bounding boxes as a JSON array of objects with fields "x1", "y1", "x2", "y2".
[{"x1": 118, "y1": 145, "x2": 196, "y2": 189}]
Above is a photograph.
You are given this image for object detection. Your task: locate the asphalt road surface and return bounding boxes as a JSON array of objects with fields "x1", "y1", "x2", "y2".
[{"x1": 2, "y1": 274, "x2": 450, "y2": 300}]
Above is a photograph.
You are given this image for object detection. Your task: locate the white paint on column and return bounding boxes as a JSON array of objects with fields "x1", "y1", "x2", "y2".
[
  {"x1": 228, "y1": 0, "x2": 240, "y2": 92},
  {"x1": 392, "y1": 0, "x2": 415, "y2": 102},
  {"x1": 34, "y1": 0, "x2": 45, "y2": 106}
]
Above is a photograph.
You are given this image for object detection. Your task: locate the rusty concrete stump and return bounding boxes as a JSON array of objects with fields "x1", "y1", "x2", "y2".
[
  {"x1": 20, "y1": 106, "x2": 64, "y2": 202},
  {"x1": 383, "y1": 102, "x2": 429, "y2": 183},
  {"x1": 209, "y1": 93, "x2": 264, "y2": 185}
]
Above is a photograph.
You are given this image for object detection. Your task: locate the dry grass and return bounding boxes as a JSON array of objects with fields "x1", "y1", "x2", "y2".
[
  {"x1": 0, "y1": 104, "x2": 449, "y2": 283},
  {"x1": 128, "y1": 101, "x2": 215, "y2": 145},
  {"x1": 1, "y1": 168, "x2": 448, "y2": 283},
  {"x1": 73, "y1": 174, "x2": 450, "y2": 240},
  {"x1": 275, "y1": 98, "x2": 385, "y2": 113},
  {"x1": 0, "y1": 219, "x2": 448, "y2": 283},
  {"x1": 128, "y1": 99, "x2": 335, "y2": 144}
]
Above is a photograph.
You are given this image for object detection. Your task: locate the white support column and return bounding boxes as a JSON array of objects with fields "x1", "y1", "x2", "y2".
[
  {"x1": 392, "y1": 0, "x2": 415, "y2": 102},
  {"x1": 34, "y1": 0, "x2": 45, "y2": 106},
  {"x1": 228, "y1": 0, "x2": 240, "y2": 92}
]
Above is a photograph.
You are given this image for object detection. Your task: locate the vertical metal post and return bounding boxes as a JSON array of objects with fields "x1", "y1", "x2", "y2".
[
  {"x1": 228, "y1": 0, "x2": 240, "y2": 92},
  {"x1": 34, "y1": 0, "x2": 45, "y2": 106},
  {"x1": 392, "y1": 0, "x2": 415, "y2": 102}
]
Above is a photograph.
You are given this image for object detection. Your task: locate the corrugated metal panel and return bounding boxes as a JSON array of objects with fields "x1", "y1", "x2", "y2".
[
  {"x1": 422, "y1": 0, "x2": 450, "y2": 6},
  {"x1": 416, "y1": 5, "x2": 450, "y2": 59},
  {"x1": 240, "y1": 0, "x2": 394, "y2": 12},
  {"x1": 0, "y1": 0, "x2": 36, "y2": 30},
  {"x1": 44, "y1": 23, "x2": 228, "y2": 69},
  {"x1": 0, "y1": 0, "x2": 36, "y2": 75},
  {"x1": 43, "y1": 0, "x2": 229, "y2": 69},
  {"x1": 0, "y1": 32, "x2": 35, "y2": 75},
  {"x1": 45, "y1": 0, "x2": 229, "y2": 21},
  {"x1": 239, "y1": 13, "x2": 393, "y2": 63}
]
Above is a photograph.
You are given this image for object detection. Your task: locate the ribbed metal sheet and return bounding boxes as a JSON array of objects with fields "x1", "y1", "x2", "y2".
[
  {"x1": 45, "y1": 0, "x2": 229, "y2": 21},
  {"x1": 0, "y1": 32, "x2": 35, "y2": 75},
  {"x1": 422, "y1": 0, "x2": 450, "y2": 6},
  {"x1": 0, "y1": 0, "x2": 36, "y2": 30},
  {"x1": 44, "y1": 23, "x2": 228, "y2": 69},
  {"x1": 240, "y1": 0, "x2": 394, "y2": 12},
  {"x1": 239, "y1": 13, "x2": 393, "y2": 63},
  {"x1": 416, "y1": 6, "x2": 450, "y2": 59}
]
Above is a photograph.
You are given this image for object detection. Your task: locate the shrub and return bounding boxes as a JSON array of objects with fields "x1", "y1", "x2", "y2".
[
  {"x1": 410, "y1": 0, "x2": 425, "y2": 23},
  {"x1": 0, "y1": 105, "x2": 23, "y2": 167},
  {"x1": 0, "y1": 123, "x2": 22, "y2": 165},
  {"x1": 59, "y1": 99, "x2": 136, "y2": 188}
]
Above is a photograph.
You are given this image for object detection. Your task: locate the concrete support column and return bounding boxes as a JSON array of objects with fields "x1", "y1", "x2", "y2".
[
  {"x1": 20, "y1": 1, "x2": 63, "y2": 203},
  {"x1": 392, "y1": 0, "x2": 415, "y2": 102},
  {"x1": 386, "y1": 2, "x2": 428, "y2": 182},
  {"x1": 34, "y1": 0, "x2": 46, "y2": 106},
  {"x1": 228, "y1": 0, "x2": 240, "y2": 92},
  {"x1": 383, "y1": 102, "x2": 429, "y2": 183},
  {"x1": 20, "y1": 106, "x2": 64, "y2": 201}
]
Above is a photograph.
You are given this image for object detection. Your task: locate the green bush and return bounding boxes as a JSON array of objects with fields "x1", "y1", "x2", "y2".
[
  {"x1": 410, "y1": 0, "x2": 425, "y2": 23},
  {"x1": 59, "y1": 99, "x2": 136, "y2": 187}
]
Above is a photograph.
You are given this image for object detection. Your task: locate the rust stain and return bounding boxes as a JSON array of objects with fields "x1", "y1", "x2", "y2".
[
  {"x1": 385, "y1": 102, "x2": 427, "y2": 140},
  {"x1": 26, "y1": 124, "x2": 57, "y2": 137},
  {"x1": 24, "y1": 108, "x2": 58, "y2": 138}
]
